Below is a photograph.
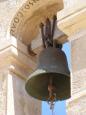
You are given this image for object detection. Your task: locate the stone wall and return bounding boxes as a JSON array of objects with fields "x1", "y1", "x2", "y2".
[
  {"x1": 57, "y1": 1, "x2": 86, "y2": 114},
  {"x1": 0, "y1": 37, "x2": 41, "y2": 115},
  {"x1": 0, "y1": 70, "x2": 7, "y2": 115}
]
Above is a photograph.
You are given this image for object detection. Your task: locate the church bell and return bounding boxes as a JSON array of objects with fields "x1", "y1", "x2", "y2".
[{"x1": 25, "y1": 16, "x2": 70, "y2": 103}]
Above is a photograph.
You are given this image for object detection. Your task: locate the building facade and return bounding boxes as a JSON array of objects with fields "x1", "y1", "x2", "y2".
[{"x1": 0, "y1": 0, "x2": 86, "y2": 115}]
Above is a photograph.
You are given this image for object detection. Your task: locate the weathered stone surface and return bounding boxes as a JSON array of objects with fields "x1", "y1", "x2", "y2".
[
  {"x1": 71, "y1": 32, "x2": 86, "y2": 72},
  {"x1": 63, "y1": 0, "x2": 79, "y2": 8},
  {"x1": 0, "y1": 37, "x2": 41, "y2": 115},
  {"x1": 0, "y1": 0, "x2": 64, "y2": 51},
  {"x1": 66, "y1": 30, "x2": 86, "y2": 115},
  {"x1": 0, "y1": 37, "x2": 36, "y2": 73},
  {"x1": 57, "y1": 0, "x2": 86, "y2": 36},
  {"x1": 12, "y1": 73, "x2": 41, "y2": 115},
  {"x1": 67, "y1": 94, "x2": 86, "y2": 115},
  {"x1": 71, "y1": 69, "x2": 86, "y2": 95},
  {"x1": 0, "y1": 70, "x2": 7, "y2": 115},
  {"x1": 0, "y1": 0, "x2": 26, "y2": 41},
  {"x1": 10, "y1": 0, "x2": 63, "y2": 45}
]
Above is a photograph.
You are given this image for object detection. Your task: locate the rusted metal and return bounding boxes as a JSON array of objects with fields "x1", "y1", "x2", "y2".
[
  {"x1": 40, "y1": 23, "x2": 46, "y2": 48},
  {"x1": 28, "y1": 15, "x2": 61, "y2": 56},
  {"x1": 27, "y1": 44, "x2": 37, "y2": 56},
  {"x1": 48, "y1": 77, "x2": 56, "y2": 111},
  {"x1": 51, "y1": 15, "x2": 57, "y2": 42},
  {"x1": 40, "y1": 15, "x2": 60, "y2": 49},
  {"x1": 45, "y1": 18, "x2": 52, "y2": 47}
]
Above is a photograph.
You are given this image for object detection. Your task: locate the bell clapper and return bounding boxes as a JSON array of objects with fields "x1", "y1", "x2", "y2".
[{"x1": 48, "y1": 77, "x2": 56, "y2": 114}]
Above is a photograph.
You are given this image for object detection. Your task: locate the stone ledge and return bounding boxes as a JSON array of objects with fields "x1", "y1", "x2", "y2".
[
  {"x1": 0, "y1": 43, "x2": 36, "y2": 79},
  {"x1": 57, "y1": 1, "x2": 86, "y2": 36}
]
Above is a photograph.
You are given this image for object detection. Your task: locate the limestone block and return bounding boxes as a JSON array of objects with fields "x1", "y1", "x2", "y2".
[
  {"x1": 71, "y1": 32, "x2": 86, "y2": 72},
  {"x1": 57, "y1": 0, "x2": 86, "y2": 36},
  {"x1": 67, "y1": 95, "x2": 86, "y2": 115},
  {"x1": 7, "y1": 72, "x2": 41, "y2": 115},
  {"x1": 63, "y1": 0, "x2": 79, "y2": 8},
  {"x1": 10, "y1": 0, "x2": 63, "y2": 45},
  {"x1": 0, "y1": 0, "x2": 26, "y2": 40},
  {"x1": 0, "y1": 36, "x2": 36, "y2": 73},
  {"x1": 0, "y1": 37, "x2": 41, "y2": 115},
  {"x1": 70, "y1": 30, "x2": 86, "y2": 95},
  {"x1": 66, "y1": 30, "x2": 86, "y2": 115},
  {"x1": 0, "y1": 70, "x2": 8, "y2": 115}
]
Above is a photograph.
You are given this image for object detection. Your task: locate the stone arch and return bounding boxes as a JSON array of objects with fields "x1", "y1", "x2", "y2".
[{"x1": 10, "y1": 0, "x2": 63, "y2": 45}]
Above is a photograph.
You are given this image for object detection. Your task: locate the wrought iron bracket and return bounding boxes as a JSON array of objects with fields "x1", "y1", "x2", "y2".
[
  {"x1": 40, "y1": 15, "x2": 63, "y2": 49},
  {"x1": 27, "y1": 15, "x2": 63, "y2": 56},
  {"x1": 27, "y1": 44, "x2": 37, "y2": 56}
]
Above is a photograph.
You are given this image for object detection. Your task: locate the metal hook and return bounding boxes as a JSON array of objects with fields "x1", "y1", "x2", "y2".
[{"x1": 27, "y1": 44, "x2": 37, "y2": 56}]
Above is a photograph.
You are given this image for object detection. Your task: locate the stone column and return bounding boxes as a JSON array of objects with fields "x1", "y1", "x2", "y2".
[
  {"x1": 0, "y1": 36, "x2": 41, "y2": 115},
  {"x1": 57, "y1": 1, "x2": 86, "y2": 114},
  {"x1": 66, "y1": 30, "x2": 86, "y2": 115}
]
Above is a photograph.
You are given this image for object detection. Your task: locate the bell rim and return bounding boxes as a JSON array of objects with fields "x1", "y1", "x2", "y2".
[
  {"x1": 25, "y1": 71, "x2": 70, "y2": 101},
  {"x1": 26, "y1": 69, "x2": 70, "y2": 81}
]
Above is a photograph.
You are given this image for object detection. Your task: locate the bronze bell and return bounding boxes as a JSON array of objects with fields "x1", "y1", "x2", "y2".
[
  {"x1": 25, "y1": 47, "x2": 70, "y2": 101},
  {"x1": 25, "y1": 16, "x2": 70, "y2": 103}
]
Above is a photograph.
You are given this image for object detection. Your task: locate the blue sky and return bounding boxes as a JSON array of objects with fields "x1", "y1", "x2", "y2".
[{"x1": 42, "y1": 42, "x2": 70, "y2": 115}]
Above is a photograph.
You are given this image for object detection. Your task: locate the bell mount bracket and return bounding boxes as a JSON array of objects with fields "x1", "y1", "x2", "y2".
[{"x1": 27, "y1": 15, "x2": 63, "y2": 56}]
